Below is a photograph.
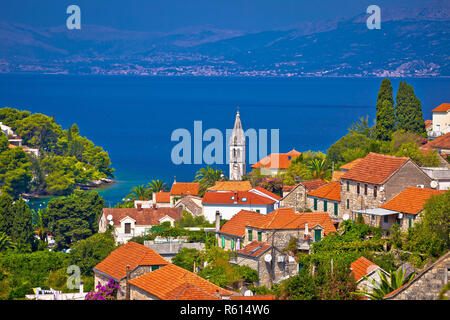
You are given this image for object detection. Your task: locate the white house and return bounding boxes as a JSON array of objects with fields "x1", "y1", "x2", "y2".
[
  {"x1": 99, "y1": 206, "x2": 182, "y2": 244},
  {"x1": 202, "y1": 188, "x2": 281, "y2": 223},
  {"x1": 429, "y1": 103, "x2": 450, "y2": 138}
]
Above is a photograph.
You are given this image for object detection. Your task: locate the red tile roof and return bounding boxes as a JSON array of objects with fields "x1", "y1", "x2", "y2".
[
  {"x1": 425, "y1": 120, "x2": 432, "y2": 130},
  {"x1": 154, "y1": 191, "x2": 170, "y2": 203},
  {"x1": 381, "y1": 186, "x2": 445, "y2": 215},
  {"x1": 237, "y1": 241, "x2": 272, "y2": 257},
  {"x1": 247, "y1": 208, "x2": 336, "y2": 234},
  {"x1": 302, "y1": 179, "x2": 327, "y2": 191},
  {"x1": 202, "y1": 190, "x2": 276, "y2": 205},
  {"x1": 170, "y1": 182, "x2": 199, "y2": 196},
  {"x1": 307, "y1": 181, "x2": 341, "y2": 202},
  {"x1": 350, "y1": 256, "x2": 379, "y2": 282},
  {"x1": 251, "y1": 149, "x2": 301, "y2": 169},
  {"x1": 341, "y1": 153, "x2": 409, "y2": 185},
  {"x1": 219, "y1": 210, "x2": 265, "y2": 237},
  {"x1": 421, "y1": 132, "x2": 450, "y2": 150},
  {"x1": 94, "y1": 242, "x2": 169, "y2": 280},
  {"x1": 102, "y1": 207, "x2": 182, "y2": 226},
  {"x1": 207, "y1": 181, "x2": 252, "y2": 191},
  {"x1": 340, "y1": 158, "x2": 364, "y2": 170},
  {"x1": 432, "y1": 103, "x2": 450, "y2": 112},
  {"x1": 128, "y1": 263, "x2": 232, "y2": 300},
  {"x1": 331, "y1": 171, "x2": 345, "y2": 181},
  {"x1": 252, "y1": 186, "x2": 282, "y2": 200}
]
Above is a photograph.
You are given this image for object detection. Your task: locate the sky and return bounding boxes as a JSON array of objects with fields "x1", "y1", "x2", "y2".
[{"x1": 0, "y1": 0, "x2": 437, "y2": 32}]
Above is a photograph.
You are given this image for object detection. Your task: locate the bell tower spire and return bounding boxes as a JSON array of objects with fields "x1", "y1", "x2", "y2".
[{"x1": 229, "y1": 108, "x2": 246, "y2": 181}]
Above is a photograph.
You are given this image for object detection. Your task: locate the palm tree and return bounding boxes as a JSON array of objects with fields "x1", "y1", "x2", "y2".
[
  {"x1": 126, "y1": 185, "x2": 151, "y2": 201},
  {"x1": 0, "y1": 232, "x2": 16, "y2": 252},
  {"x1": 147, "y1": 180, "x2": 167, "y2": 193},
  {"x1": 307, "y1": 158, "x2": 327, "y2": 180},
  {"x1": 194, "y1": 166, "x2": 224, "y2": 196},
  {"x1": 355, "y1": 267, "x2": 414, "y2": 300},
  {"x1": 32, "y1": 208, "x2": 48, "y2": 242}
]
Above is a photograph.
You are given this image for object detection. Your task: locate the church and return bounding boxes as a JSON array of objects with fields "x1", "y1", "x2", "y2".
[{"x1": 229, "y1": 111, "x2": 246, "y2": 181}]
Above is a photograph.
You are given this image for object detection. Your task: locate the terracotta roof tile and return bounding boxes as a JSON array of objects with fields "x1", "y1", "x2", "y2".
[
  {"x1": 432, "y1": 103, "x2": 450, "y2": 112},
  {"x1": 237, "y1": 241, "x2": 272, "y2": 257},
  {"x1": 341, "y1": 153, "x2": 409, "y2": 185},
  {"x1": 381, "y1": 186, "x2": 445, "y2": 215},
  {"x1": 247, "y1": 208, "x2": 336, "y2": 234},
  {"x1": 154, "y1": 191, "x2": 170, "y2": 203},
  {"x1": 425, "y1": 120, "x2": 432, "y2": 130},
  {"x1": 301, "y1": 179, "x2": 327, "y2": 191},
  {"x1": 102, "y1": 207, "x2": 182, "y2": 227},
  {"x1": 170, "y1": 182, "x2": 199, "y2": 196},
  {"x1": 340, "y1": 158, "x2": 364, "y2": 170},
  {"x1": 207, "y1": 181, "x2": 252, "y2": 191},
  {"x1": 421, "y1": 132, "x2": 450, "y2": 150},
  {"x1": 350, "y1": 256, "x2": 379, "y2": 282},
  {"x1": 219, "y1": 210, "x2": 265, "y2": 237},
  {"x1": 307, "y1": 181, "x2": 341, "y2": 202},
  {"x1": 332, "y1": 171, "x2": 345, "y2": 181},
  {"x1": 202, "y1": 191, "x2": 276, "y2": 205},
  {"x1": 128, "y1": 264, "x2": 232, "y2": 300},
  {"x1": 94, "y1": 242, "x2": 169, "y2": 280},
  {"x1": 252, "y1": 186, "x2": 282, "y2": 200},
  {"x1": 251, "y1": 149, "x2": 301, "y2": 169}
]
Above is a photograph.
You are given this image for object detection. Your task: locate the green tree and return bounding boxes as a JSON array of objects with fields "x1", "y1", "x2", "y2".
[
  {"x1": 32, "y1": 208, "x2": 48, "y2": 242},
  {"x1": 147, "y1": 179, "x2": 167, "y2": 193},
  {"x1": 422, "y1": 191, "x2": 450, "y2": 248},
  {"x1": 356, "y1": 268, "x2": 413, "y2": 300},
  {"x1": 395, "y1": 81, "x2": 426, "y2": 136},
  {"x1": 172, "y1": 247, "x2": 203, "y2": 272},
  {"x1": 0, "y1": 147, "x2": 33, "y2": 198},
  {"x1": 10, "y1": 199, "x2": 35, "y2": 252},
  {"x1": 375, "y1": 79, "x2": 396, "y2": 141},
  {"x1": 326, "y1": 133, "x2": 371, "y2": 167},
  {"x1": 0, "y1": 194, "x2": 14, "y2": 236},
  {"x1": 126, "y1": 185, "x2": 151, "y2": 201},
  {"x1": 194, "y1": 166, "x2": 224, "y2": 196},
  {"x1": 0, "y1": 232, "x2": 16, "y2": 252}
]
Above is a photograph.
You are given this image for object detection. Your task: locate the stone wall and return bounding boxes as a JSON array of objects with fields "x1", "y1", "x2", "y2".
[
  {"x1": 94, "y1": 271, "x2": 127, "y2": 300},
  {"x1": 341, "y1": 179, "x2": 387, "y2": 218},
  {"x1": 307, "y1": 196, "x2": 340, "y2": 222},
  {"x1": 386, "y1": 251, "x2": 450, "y2": 300},
  {"x1": 130, "y1": 285, "x2": 159, "y2": 300},
  {"x1": 279, "y1": 185, "x2": 308, "y2": 212}
]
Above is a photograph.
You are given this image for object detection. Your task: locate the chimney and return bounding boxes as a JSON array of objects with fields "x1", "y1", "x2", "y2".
[
  {"x1": 215, "y1": 211, "x2": 221, "y2": 233},
  {"x1": 153, "y1": 202, "x2": 157, "y2": 209},
  {"x1": 79, "y1": 280, "x2": 84, "y2": 294},
  {"x1": 137, "y1": 203, "x2": 142, "y2": 211},
  {"x1": 304, "y1": 223, "x2": 309, "y2": 236},
  {"x1": 125, "y1": 265, "x2": 131, "y2": 300}
]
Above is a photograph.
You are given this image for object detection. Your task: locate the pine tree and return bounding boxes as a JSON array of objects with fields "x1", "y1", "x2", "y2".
[
  {"x1": 375, "y1": 79, "x2": 396, "y2": 141},
  {"x1": 0, "y1": 194, "x2": 14, "y2": 236},
  {"x1": 395, "y1": 81, "x2": 426, "y2": 135},
  {"x1": 11, "y1": 199, "x2": 35, "y2": 251}
]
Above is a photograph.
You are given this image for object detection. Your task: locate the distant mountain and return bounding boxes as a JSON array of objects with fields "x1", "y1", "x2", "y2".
[{"x1": 0, "y1": 4, "x2": 449, "y2": 77}]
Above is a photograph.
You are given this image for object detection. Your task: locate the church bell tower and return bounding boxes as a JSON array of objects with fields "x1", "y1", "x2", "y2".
[{"x1": 229, "y1": 110, "x2": 246, "y2": 181}]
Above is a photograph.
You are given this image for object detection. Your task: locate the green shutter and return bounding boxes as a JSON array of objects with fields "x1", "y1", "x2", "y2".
[
  {"x1": 248, "y1": 229, "x2": 253, "y2": 242},
  {"x1": 334, "y1": 203, "x2": 338, "y2": 216},
  {"x1": 409, "y1": 217, "x2": 413, "y2": 229},
  {"x1": 258, "y1": 232, "x2": 262, "y2": 242},
  {"x1": 314, "y1": 199, "x2": 317, "y2": 210},
  {"x1": 314, "y1": 229, "x2": 321, "y2": 242},
  {"x1": 221, "y1": 236, "x2": 225, "y2": 248},
  {"x1": 346, "y1": 181, "x2": 349, "y2": 191},
  {"x1": 231, "y1": 238, "x2": 234, "y2": 250},
  {"x1": 346, "y1": 199, "x2": 349, "y2": 209},
  {"x1": 324, "y1": 201, "x2": 327, "y2": 211}
]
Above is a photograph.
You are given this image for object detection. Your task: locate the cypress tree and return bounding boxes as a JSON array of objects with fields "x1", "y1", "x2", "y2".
[
  {"x1": 395, "y1": 81, "x2": 426, "y2": 135},
  {"x1": 375, "y1": 79, "x2": 396, "y2": 141},
  {"x1": 0, "y1": 194, "x2": 14, "y2": 236},
  {"x1": 11, "y1": 198, "x2": 35, "y2": 251}
]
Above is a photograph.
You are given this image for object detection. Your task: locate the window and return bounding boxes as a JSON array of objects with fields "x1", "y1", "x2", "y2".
[
  {"x1": 221, "y1": 236, "x2": 225, "y2": 248},
  {"x1": 314, "y1": 199, "x2": 317, "y2": 211},
  {"x1": 248, "y1": 229, "x2": 253, "y2": 242},
  {"x1": 241, "y1": 197, "x2": 247, "y2": 202},
  {"x1": 409, "y1": 217, "x2": 413, "y2": 229},
  {"x1": 346, "y1": 181, "x2": 349, "y2": 192},
  {"x1": 231, "y1": 238, "x2": 234, "y2": 250},
  {"x1": 357, "y1": 183, "x2": 360, "y2": 195},
  {"x1": 124, "y1": 223, "x2": 131, "y2": 234},
  {"x1": 151, "y1": 266, "x2": 159, "y2": 271},
  {"x1": 324, "y1": 201, "x2": 328, "y2": 211},
  {"x1": 384, "y1": 215, "x2": 388, "y2": 224},
  {"x1": 314, "y1": 229, "x2": 321, "y2": 242},
  {"x1": 374, "y1": 186, "x2": 378, "y2": 198},
  {"x1": 364, "y1": 184, "x2": 368, "y2": 195},
  {"x1": 371, "y1": 215, "x2": 375, "y2": 221},
  {"x1": 257, "y1": 231, "x2": 262, "y2": 242},
  {"x1": 334, "y1": 203, "x2": 338, "y2": 216},
  {"x1": 346, "y1": 199, "x2": 350, "y2": 209},
  {"x1": 256, "y1": 209, "x2": 260, "y2": 213}
]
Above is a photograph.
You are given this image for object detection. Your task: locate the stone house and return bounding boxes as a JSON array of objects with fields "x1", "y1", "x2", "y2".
[
  {"x1": 174, "y1": 195, "x2": 203, "y2": 217},
  {"x1": 350, "y1": 256, "x2": 390, "y2": 296},
  {"x1": 93, "y1": 241, "x2": 169, "y2": 300},
  {"x1": 353, "y1": 186, "x2": 445, "y2": 232},
  {"x1": 279, "y1": 179, "x2": 326, "y2": 212},
  {"x1": 233, "y1": 241, "x2": 298, "y2": 288},
  {"x1": 330, "y1": 158, "x2": 363, "y2": 182},
  {"x1": 251, "y1": 149, "x2": 301, "y2": 176},
  {"x1": 128, "y1": 263, "x2": 233, "y2": 300},
  {"x1": 306, "y1": 181, "x2": 341, "y2": 227},
  {"x1": 340, "y1": 152, "x2": 433, "y2": 222},
  {"x1": 421, "y1": 131, "x2": 450, "y2": 159},
  {"x1": 99, "y1": 206, "x2": 182, "y2": 244},
  {"x1": 385, "y1": 251, "x2": 450, "y2": 300},
  {"x1": 169, "y1": 181, "x2": 200, "y2": 204}
]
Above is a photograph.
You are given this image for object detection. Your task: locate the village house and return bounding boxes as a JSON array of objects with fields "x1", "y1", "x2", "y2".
[
  {"x1": 384, "y1": 251, "x2": 450, "y2": 300},
  {"x1": 306, "y1": 181, "x2": 341, "y2": 227},
  {"x1": 93, "y1": 241, "x2": 169, "y2": 300},
  {"x1": 353, "y1": 186, "x2": 445, "y2": 232},
  {"x1": 350, "y1": 256, "x2": 390, "y2": 296},
  {"x1": 152, "y1": 191, "x2": 172, "y2": 208},
  {"x1": 428, "y1": 103, "x2": 450, "y2": 138},
  {"x1": 128, "y1": 263, "x2": 233, "y2": 300},
  {"x1": 207, "y1": 180, "x2": 252, "y2": 192},
  {"x1": 174, "y1": 195, "x2": 203, "y2": 217},
  {"x1": 169, "y1": 181, "x2": 200, "y2": 204},
  {"x1": 340, "y1": 152, "x2": 433, "y2": 222},
  {"x1": 330, "y1": 158, "x2": 363, "y2": 181},
  {"x1": 202, "y1": 188, "x2": 280, "y2": 223},
  {"x1": 420, "y1": 167, "x2": 450, "y2": 190},
  {"x1": 421, "y1": 132, "x2": 450, "y2": 160},
  {"x1": 251, "y1": 149, "x2": 301, "y2": 176},
  {"x1": 99, "y1": 206, "x2": 182, "y2": 244},
  {"x1": 279, "y1": 179, "x2": 326, "y2": 212}
]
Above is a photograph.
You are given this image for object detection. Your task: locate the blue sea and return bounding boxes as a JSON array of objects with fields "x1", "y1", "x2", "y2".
[{"x1": 0, "y1": 75, "x2": 449, "y2": 208}]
